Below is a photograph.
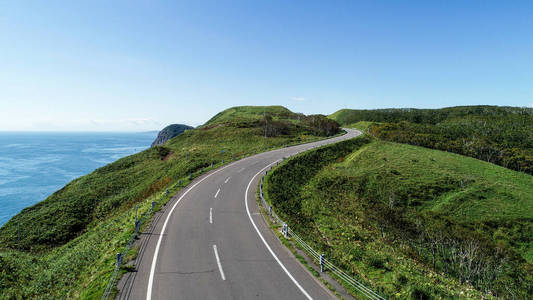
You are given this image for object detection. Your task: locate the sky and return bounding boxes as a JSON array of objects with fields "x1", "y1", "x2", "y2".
[{"x1": 1, "y1": 1, "x2": 532, "y2": 131}]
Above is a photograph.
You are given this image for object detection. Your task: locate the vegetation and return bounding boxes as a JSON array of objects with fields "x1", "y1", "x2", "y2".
[
  {"x1": 345, "y1": 121, "x2": 378, "y2": 133},
  {"x1": 0, "y1": 106, "x2": 340, "y2": 299},
  {"x1": 330, "y1": 106, "x2": 533, "y2": 175},
  {"x1": 203, "y1": 105, "x2": 341, "y2": 137},
  {"x1": 265, "y1": 137, "x2": 533, "y2": 299}
]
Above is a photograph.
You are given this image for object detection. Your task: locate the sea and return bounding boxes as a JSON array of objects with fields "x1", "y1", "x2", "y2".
[{"x1": 0, "y1": 131, "x2": 158, "y2": 227}]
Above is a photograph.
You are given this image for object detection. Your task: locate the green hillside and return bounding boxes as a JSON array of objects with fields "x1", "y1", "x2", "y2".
[
  {"x1": 329, "y1": 105, "x2": 533, "y2": 175},
  {"x1": 203, "y1": 105, "x2": 298, "y2": 126},
  {"x1": 0, "y1": 106, "x2": 340, "y2": 299},
  {"x1": 265, "y1": 138, "x2": 533, "y2": 298},
  {"x1": 329, "y1": 105, "x2": 533, "y2": 125}
]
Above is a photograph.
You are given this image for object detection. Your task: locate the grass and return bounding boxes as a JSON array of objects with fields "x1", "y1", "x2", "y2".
[
  {"x1": 345, "y1": 121, "x2": 378, "y2": 133},
  {"x1": 329, "y1": 105, "x2": 533, "y2": 176},
  {"x1": 255, "y1": 197, "x2": 343, "y2": 299},
  {"x1": 0, "y1": 105, "x2": 340, "y2": 299},
  {"x1": 203, "y1": 105, "x2": 298, "y2": 126},
  {"x1": 341, "y1": 141, "x2": 533, "y2": 222},
  {"x1": 265, "y1": 137, "x2": 533, "y2": 299}
]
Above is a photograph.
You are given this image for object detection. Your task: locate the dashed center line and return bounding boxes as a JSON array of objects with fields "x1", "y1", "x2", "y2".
[
  {"x1": 213, "y1": 245, "x2": 226, "y2": 280},
  {"x1": 210, "y1": 207, "x2": 213, "y2": 224},
  {"x1": 224, "y1": 177, "x2": 231, "y2": 184},
  {"x1": 214, "y1": 188, "x2": 220, "y2": 198}
]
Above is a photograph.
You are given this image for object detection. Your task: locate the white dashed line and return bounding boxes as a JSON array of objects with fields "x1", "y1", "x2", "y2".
[{"x1": 213, "y1": 245, "x2": 226, "y2": 280}]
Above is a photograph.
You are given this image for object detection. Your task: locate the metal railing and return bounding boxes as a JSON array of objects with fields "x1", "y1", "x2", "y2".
[
  {"x1": 259, "y1": 172, "x2": 386, "y2": 300},
  {"x1": 101, "y1": 183, "x2": 181, "y2": 300}
]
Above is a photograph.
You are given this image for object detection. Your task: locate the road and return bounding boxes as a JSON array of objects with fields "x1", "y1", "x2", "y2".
[{"x1": 118, "y1": 128, "x2": 361, "y2": 300}]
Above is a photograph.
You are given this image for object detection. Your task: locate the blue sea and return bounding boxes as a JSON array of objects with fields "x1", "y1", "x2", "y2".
[{"x1": 0, "y1": 132, "x2": 158, "y2": 226}]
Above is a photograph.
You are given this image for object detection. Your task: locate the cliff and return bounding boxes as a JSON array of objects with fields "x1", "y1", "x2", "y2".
[{"x1": 151, "y1": 124, "x2": 193, "y2": 146}]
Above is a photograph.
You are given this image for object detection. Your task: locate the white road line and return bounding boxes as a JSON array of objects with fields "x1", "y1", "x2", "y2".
[
  {"x1": 213, "y1": 245, "x2": 226, "y2": 280},
  {"x1": 237, "y1": 167, "x2": 245, "y2": 173},
  {"x1": 214, "y1": 188, "x2": 220, "y2": 198},
  {"x1": 245, "y1": 161, "x2": 313, "y2": 300},
  {"x1": 224, "y1": 177, "x2": 231, "y2": 183},
  {"x1": 210, "y1": 207, "x2": 213, "y2": 224},
  {"x1": 146, "y1": 130, "x2": 358, "y2": 300},
  {"x1": 146, "y1": 162, "x2": 238, "y2": 300}
]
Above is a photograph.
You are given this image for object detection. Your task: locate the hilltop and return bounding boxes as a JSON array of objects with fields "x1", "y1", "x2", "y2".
[{"x1": 203, "y1": 105, "x2": 298, "y2": 126}]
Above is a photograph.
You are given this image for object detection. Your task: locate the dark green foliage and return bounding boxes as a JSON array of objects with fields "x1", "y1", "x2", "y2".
[
  {"x1": 330, "y1": 105, "x2": 533, "y2": 125},
  {"x1": 330, "y1": 105, "x2": 533, "y2": 175},
  {"x1": 301, "y1": 114, "x2": 341, "y2": 136},
  {"x1": 370, "y1": 116, "x2": 533, "y2": 175}
]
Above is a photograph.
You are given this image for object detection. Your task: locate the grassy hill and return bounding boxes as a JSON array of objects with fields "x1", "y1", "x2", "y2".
[
  {"x1": 329, "y1": 105, "x2": 533, "y2": 175},
  {"x1": 264, "y1": 137, "x2": 533, "y2": 298},
  {"x1": 0, "y1": 105, "x2": 340, "y2": 299},
  {"x1": 329, "y1": 105, "x2": 533, "y2": 125},
  {"x1": 203, "y1": 105, "x2": 299, "y2": 126}
]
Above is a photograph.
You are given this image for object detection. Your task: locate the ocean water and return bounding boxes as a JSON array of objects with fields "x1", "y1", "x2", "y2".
[{"x1": 0, "y1": 132, "x2": 158, "y2": 226}]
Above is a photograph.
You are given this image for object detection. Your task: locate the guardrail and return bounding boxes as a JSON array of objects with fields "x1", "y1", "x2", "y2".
[
  {"x1": 101, "y1": 201, "x2": 154, "y2": 300},
  {"x1": 259, "y1": 166, "x2": 386, "y2": 300},
  {"x1": 101, "y1": 181, "x2": 184, "y2": 300}
]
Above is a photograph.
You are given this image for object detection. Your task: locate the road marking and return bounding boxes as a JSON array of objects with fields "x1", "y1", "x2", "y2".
[
  {"x1": 245, "y1": 161, "x2": 313, "y2": 300},
  {"x1": 146, "y1": 162, "x2": 238, "y2": 300},
  {"x1": 214, "y1": 188, "x2": 220, "y2": 198},
  {"x1": 224, "y1": 177, "x2": 231, "y2": 183},
  {"x1": 210, "y1": 207, "x2": 213, "y2": 224},
  {"x1": 146, "y1": 130, "x2": 359, "y2": 300},
  {"x1": 213, "y1": 245, "x2": 226, "y2": 280},
  {"x1": 237, "y1": 167, "x2": 245, "y2": 173}
]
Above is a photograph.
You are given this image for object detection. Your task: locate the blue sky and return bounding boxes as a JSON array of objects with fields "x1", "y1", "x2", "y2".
[{"x1": 1, "y1": 1, "x2": 532, "y2": 131}]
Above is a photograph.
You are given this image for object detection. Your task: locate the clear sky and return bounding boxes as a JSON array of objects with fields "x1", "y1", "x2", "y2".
[{"x1": 1, "y1": 1, "x2": 532, "y2": 131}]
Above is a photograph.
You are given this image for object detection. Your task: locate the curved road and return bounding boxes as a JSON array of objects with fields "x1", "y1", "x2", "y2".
[{"x1": 118, "y1": 128, "x2": 361, "y2": 300}]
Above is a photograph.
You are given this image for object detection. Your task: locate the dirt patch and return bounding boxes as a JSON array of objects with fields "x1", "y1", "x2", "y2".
[
  {"x1": 162, "y1": 151, "x2": 174, "y2": 162},
  {"x1": 200, "y1": 123, "x2": 225, "y2": 130}
]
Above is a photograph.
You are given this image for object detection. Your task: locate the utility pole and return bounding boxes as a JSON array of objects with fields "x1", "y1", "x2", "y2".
[{"x1": 264, "y1": 107, "x2": 267, "y2": 138}]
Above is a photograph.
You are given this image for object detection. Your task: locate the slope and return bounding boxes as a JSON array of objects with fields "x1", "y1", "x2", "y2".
[
  {"x1": 329, "y1": 105, "x2": 533, "y2": 175},
  {"x1": 265, "y1": 138, "x2": 533, "y2": 298}
]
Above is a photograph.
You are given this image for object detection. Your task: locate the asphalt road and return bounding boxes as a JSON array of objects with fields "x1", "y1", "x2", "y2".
[{"x1": 118, "y1": 128, "x2": 361, "y2": 300}]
